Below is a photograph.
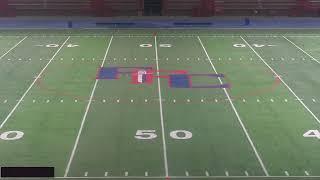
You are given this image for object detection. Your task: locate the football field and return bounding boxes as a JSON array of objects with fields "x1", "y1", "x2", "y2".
[{"x1": 0, "y1": 29, "x2": 320, "y2": 180}]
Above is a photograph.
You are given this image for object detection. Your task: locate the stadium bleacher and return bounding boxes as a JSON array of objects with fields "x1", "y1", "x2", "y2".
[
  {"x1": 0, "y1": 0, "x2": 15, "y2": 16},
  {"x1": 214, "y1": 0, "x2": 319, "y2": 16},
  {"x1": 164, "y1": 0, "x2": 199, "y2": 16},
  {"x1": 258, "y1": 0, "x2": 296, "y2": 16},
  {"x1": 217, "y1": 0, "x2": 260, "y2": 16},
  {"x1": 3, "y1": 0, "x2": 320, "y2": 17},
  {"x1": 104, "y1": 0, "x2": 138, "y2": 16},
  {"x1": 8, "y1": 0, "x2": 92, "y2": 16}
]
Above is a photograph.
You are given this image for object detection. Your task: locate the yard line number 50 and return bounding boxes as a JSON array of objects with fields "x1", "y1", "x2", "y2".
[{"x1": 135, "y1": 130, "x2": 192, "y2": 140}]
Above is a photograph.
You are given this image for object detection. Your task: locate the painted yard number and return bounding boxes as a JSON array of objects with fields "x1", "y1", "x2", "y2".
[
  {"x1": 0, "y1": 131, "x2": 24, "y2": 141},
  {"x1": 303, "y1": 130, "x2": 320, "y2": 139},
  {"x1": 140, "y1": 44, "x2": 172, "y2": 48},
  {"x1": 47, "y1": 44, "x2": 78, "y2": 48},
  {"x1": 233, "y1": 44, "x2": 276, "y2": 48},
  {"x1": 36, "y1": 44, "x2": 79, "y2": 48},
  {"x1": 135, "y1": 130, "x2": 192, "y2": 140}
]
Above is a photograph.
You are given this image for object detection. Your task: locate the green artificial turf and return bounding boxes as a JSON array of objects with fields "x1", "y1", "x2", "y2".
[{"x1": 0, "y1": 29, "x2": 320, "y2": 180}]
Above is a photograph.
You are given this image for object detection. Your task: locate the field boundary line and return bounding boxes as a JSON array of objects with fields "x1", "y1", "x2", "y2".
[
  {"x1": 283, "y1": 36, "x2": 320, "y2": 64},
  {"x1": 82, "y1": 27, "x2": 320, "y2": 30},
  {"x1": 0, "y1": 36, "x2": 70, "y2": 129},
  {"x1": 241, "y1": 36, "x2": 320, "y2": 124},
  {"x1": 0, "y1": 36, "x2": 28, "y2": 59},
  {"x1": 3, "y1": 34, "x2": 320, "y2": 38},
  {"x1": 197, "y1": 36, "x2": 269, "y2": 176},
  {"x1": 64, "y1": 36, "x2": 114, "y2": 177},
  {"x1": 3, "y1": 27, "x2": 320, "y2": 30},
  {"x1": 55, "y1": 175, "x2": 320, "y2": 179},
  {"x1": 154, "y1": 36, "x2": 169, "y2": 177}
]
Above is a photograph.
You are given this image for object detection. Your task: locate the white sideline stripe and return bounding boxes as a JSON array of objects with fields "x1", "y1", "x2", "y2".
[
  {"x1": 63, "y1": 36, "x2": 114, "y2": 177},
  {"x1": 0, "y1": 36, "x2": 28, "y2": 59},
  {"x1": 0, "y1": 36, "x2": 70, "y2": 129},
  {"x1": 55, "y1": 175, "x2": 320, "y2": 179},
  {"x1": 241, "y1": 36, "x2": 320, "y2": 124},
  {"x1": 198, "y1": 36, "x2": 269, "y2": 176},
  {"x1": 4, "y1": 33, "x2": 320, "y2": 38},
  {"x1": 154, "y1": 36, "x2": 169, "y2": 177},
  {"x1": 283, "y1": 36, "x2": 320, "y2": 65}
]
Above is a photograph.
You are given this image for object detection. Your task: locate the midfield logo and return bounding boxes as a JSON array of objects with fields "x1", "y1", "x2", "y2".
[{"x1": 96, "y1": 66, "x2": 230, "y2": 89}]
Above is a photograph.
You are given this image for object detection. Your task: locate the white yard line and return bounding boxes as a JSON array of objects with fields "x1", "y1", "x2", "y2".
[
  {"x1": 197, "y1": 36, "x2": 269, "y2": 176},
  {"x1": 154, "y1": 36, "x2": 169, "y2": 177},
  {"x1": 63, "y1": 36, "x2": 114, "y2": 177},
  {"x1": 0, "y1": 36, "x2": 28, "y2": 59},
  {"x1": 241, "y1": 36, "x2": 320, "y2": 124},
  {"x1": 0, "y1": 36, "x2": 70, "y2": 129},
  {"x1": 283, "y1": 36, "x2": 320, "y2": 65}
]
